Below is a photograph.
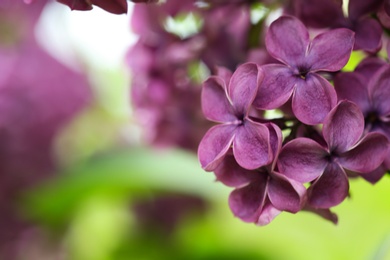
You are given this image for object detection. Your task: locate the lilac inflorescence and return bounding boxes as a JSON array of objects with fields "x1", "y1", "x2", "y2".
[
  {"x1": 197, "y1": 12, "x2": 390, "y2": 225},
  {"x1": 122, "y1": 0, "x2": 390, "y2": 225}
]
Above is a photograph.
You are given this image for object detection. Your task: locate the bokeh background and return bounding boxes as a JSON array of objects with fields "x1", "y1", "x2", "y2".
[{"x1": 1, "y1": 1, "x2": 390, "y2": 259}]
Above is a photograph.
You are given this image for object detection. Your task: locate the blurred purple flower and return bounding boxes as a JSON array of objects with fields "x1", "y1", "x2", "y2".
[
  {"x1": 0, "y1": 1, "x2": 91, "y2": 255},
  {"x1": 199, "y1": 3, "x2": 252, "y2": 71},
  {"x1": 198, "y1": 63, "x2": 273, "y2": 171},
  {"x1": 335, "y1": 64, "x2": 390, "y2": 183},
  {"x1": 132, "y1": 193, "x2": 207, "y2": 235},
  {"x1": 277, "y1": 101, "x2": 388, "y2": 208},
  {"x1": 131, "y1": 0, "x2": 195, "y2": 37},
  {"x1": 128, "y1": 0, "x2": 218, "y2": 151},
  {"x1": 0, "y1": 43, "x2": 91, "y2": 255},
  {"x1": 127, "y1": 31, "x2": 209, "y2": 151},
  {"x1": 254, "y1": 16, "x2": 354, "y2": 125},
  {"x1": 287, "y1": 0, "x2": 382, "y2": 52},
  {"x1": 302, "y1": 205, "x2": 339, "y2": 224},
  {"x1": 214, "y1": 124, "x2": 306, "y2": 225},
  {"x1": 335, "y1": 64, "x2": 390, "y2": 136}
]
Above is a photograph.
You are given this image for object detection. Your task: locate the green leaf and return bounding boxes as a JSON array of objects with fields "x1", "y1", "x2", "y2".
[{"x1": 22, "y1": 148, "x2": 228, "y2": 227}]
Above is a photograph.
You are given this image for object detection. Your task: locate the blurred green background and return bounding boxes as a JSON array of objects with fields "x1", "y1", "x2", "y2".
[{"x1": 22, "y1": 147, "x2": 390, "y2": 260}]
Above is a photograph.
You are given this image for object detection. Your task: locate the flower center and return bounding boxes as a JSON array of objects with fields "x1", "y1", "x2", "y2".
[
  {"x1": 325, "y1": 149, "x2": 340, "y2": 163},
  {"x1": 295, "y1": 66, "x2": 310, "y2": 79},
  {"x1": 365, "y1": 111, "x2": 381, "y2": 131},
  {"x1": 236, "y1": 114, "x2": 245, "y2": 125}
]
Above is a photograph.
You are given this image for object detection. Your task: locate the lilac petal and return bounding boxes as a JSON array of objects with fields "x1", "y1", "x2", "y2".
[
  {"x1": 228, "y1": 63, "x2": 262, "y2": 116},
  {"x1": 256, "y1": 200, "x2": 281, "y2": 226},
  {"x1": 268, "y1": 172, "x2": 306, "y2": 213},
  {"x1": 322, "y1": 100, "x2": 364, "y2": 153},
  {"x1": 386, "y1": 0, "x2": 390, "y2": 16},
  {"x1": 265, "y1": 15, "x2": 309, "y2": 67},
  {"x1": 266, "y1": 123, "x2": 283, "y2": 167},
  {"x1": 303, "y1": 205, "x2": 338, "y2": 224},
  {"x1": 354, "y1": 57, "x2": 386, "y2": 83},
  {"x1": 348, "y1": 0, "x2": 383, "y2": 20},
  {"x1": 383, "y1": 149, "x2": 390, "y2": 169},
  {"x1": 198, "y1": 124, "x2": 236, "y2": 171},
  {"x1": 201, "y1": 76, "x2": 235, "y2": 123},
  {"x1": 92, "y1": 0, "x2": 128, "y2": 14},
  {"x1": 353, "y1": 17, "x2": 382, "y2": 53},
  {"x1": 277, "y1": 137, "x2": 328, "y2": 183},
  {"x1": 57, "y1": 0, "x2": 92, "y2": 10},
  {"x1": 369, "y1": 65, "x2": 390, "y2": 115},
  {"x1": 289, "y1": 0, "x2": 343, "y2": 28},
  {"x1": 307, "y1": 28, "x2": 354, "y2": 72},
  {"x1": 334, "y1": 72, "x2": 370, "y2": 113},
  {"x1": 214, "y1": 154, "x2": 257, "y2": 188},
  {"x1": 360, "y1": 164, "x2": 387, "y2": 184},
  {"x1": 373, "y1": 123, "x2": 390, "y2": 141},
  {"x1": 292, "y1": 73, "x2": 337, "y2": 125},
  {"x1": 378, "y1": 6, "x2": 390, "y2": 29},
  {"x1": 253, "y1": 64, "x2": 296, "y2": 109},
  {"x1": 233, "y1": 120, "x2": 271, "y2": 170},
  {"x1": 215, "y1": 66, "x2": 232, "y2": 86},
  {"x1": 229, "y1": 178, "x2": 267, "y2": 223},
  {"x1": 338, "y1": 132, "x2": 389, "y2": 173},
  {"x1": 362, "y1": 149, "x2": 390, "y2": 183},
  {"x1": 308, "y1": 163, "x2": 349, "y2": 208}
]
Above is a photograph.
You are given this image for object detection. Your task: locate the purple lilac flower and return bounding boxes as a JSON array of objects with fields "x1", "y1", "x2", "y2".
[
  {"x1": 129, "y1": 0, "x2": 268, "y2": 152},
  {"x1": 334, "y1": 59, "x2": 388, "y2": 119},
  {"x1": 335, "y1": 64, "x2": 390, "y2": 182},
  {"x1": 198, "y1": 63, "x2": 273, "y2": 171},
  {"x1": 128, "y1": 7, "x2": 210, "y2": 151},
  {"x1": 287, "y1": 0, "x2": 383, "y2": 52},
  {"x1": 199, "y1": 1, "x2": 252, "y2": 71},
  {"x1": 131, "y1": 0, "x2": 195, "y2": 37},
  {"x1": 254, "y1": 15, "x2": 354, "y2": 125},
  {"x1": 284, "y1": 0, "x2": 343, "y2": 28},
  {"x1": 214, "y1": 123, "x2": 306, "y2": 225},
  {"x1": 277, "y1": 101, "x2": 388, "y2": 208}
]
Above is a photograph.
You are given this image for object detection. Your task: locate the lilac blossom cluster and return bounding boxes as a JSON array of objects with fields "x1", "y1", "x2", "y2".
[
  {"x1": 123, "y1": 0, "x2": 390, "y2": 224},
  {"x1": 198, "y1": 7, "x2": 390, "y2": 224},
  {"x1": 48, "y1": 0, "x2": 390, "y2": 224},
  {"x1": 127, "y1": 0, "x2": 255, "y2": 151}
]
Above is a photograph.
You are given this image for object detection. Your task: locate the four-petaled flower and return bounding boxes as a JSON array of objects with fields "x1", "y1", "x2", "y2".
[
  {"x1": 254, "y1": 15, "x2": 355, "y2": 125},
  {"x1": 335, "y1": 64, "x2": 390, "y2": 139},
  {"x1": 277, "y1": 101, "x2": 388, "y2": 208},
  {"x1": 214, "y1": 123, "x2": 306, "y2": 225},
  {"x1": 335, "y1": 62, "x2": 390, "y2": 183},
  {"x1": 198, "y1": 63, "x2": 273, "y2": 171}
]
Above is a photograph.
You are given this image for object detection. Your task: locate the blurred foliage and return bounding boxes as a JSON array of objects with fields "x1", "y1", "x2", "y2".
[
  {"x1": 342, "y1": 50, "x2": 365, "y2": 71},
  {"x1": 21, "y1": 147, "x2": 390, "y2": 260}
]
